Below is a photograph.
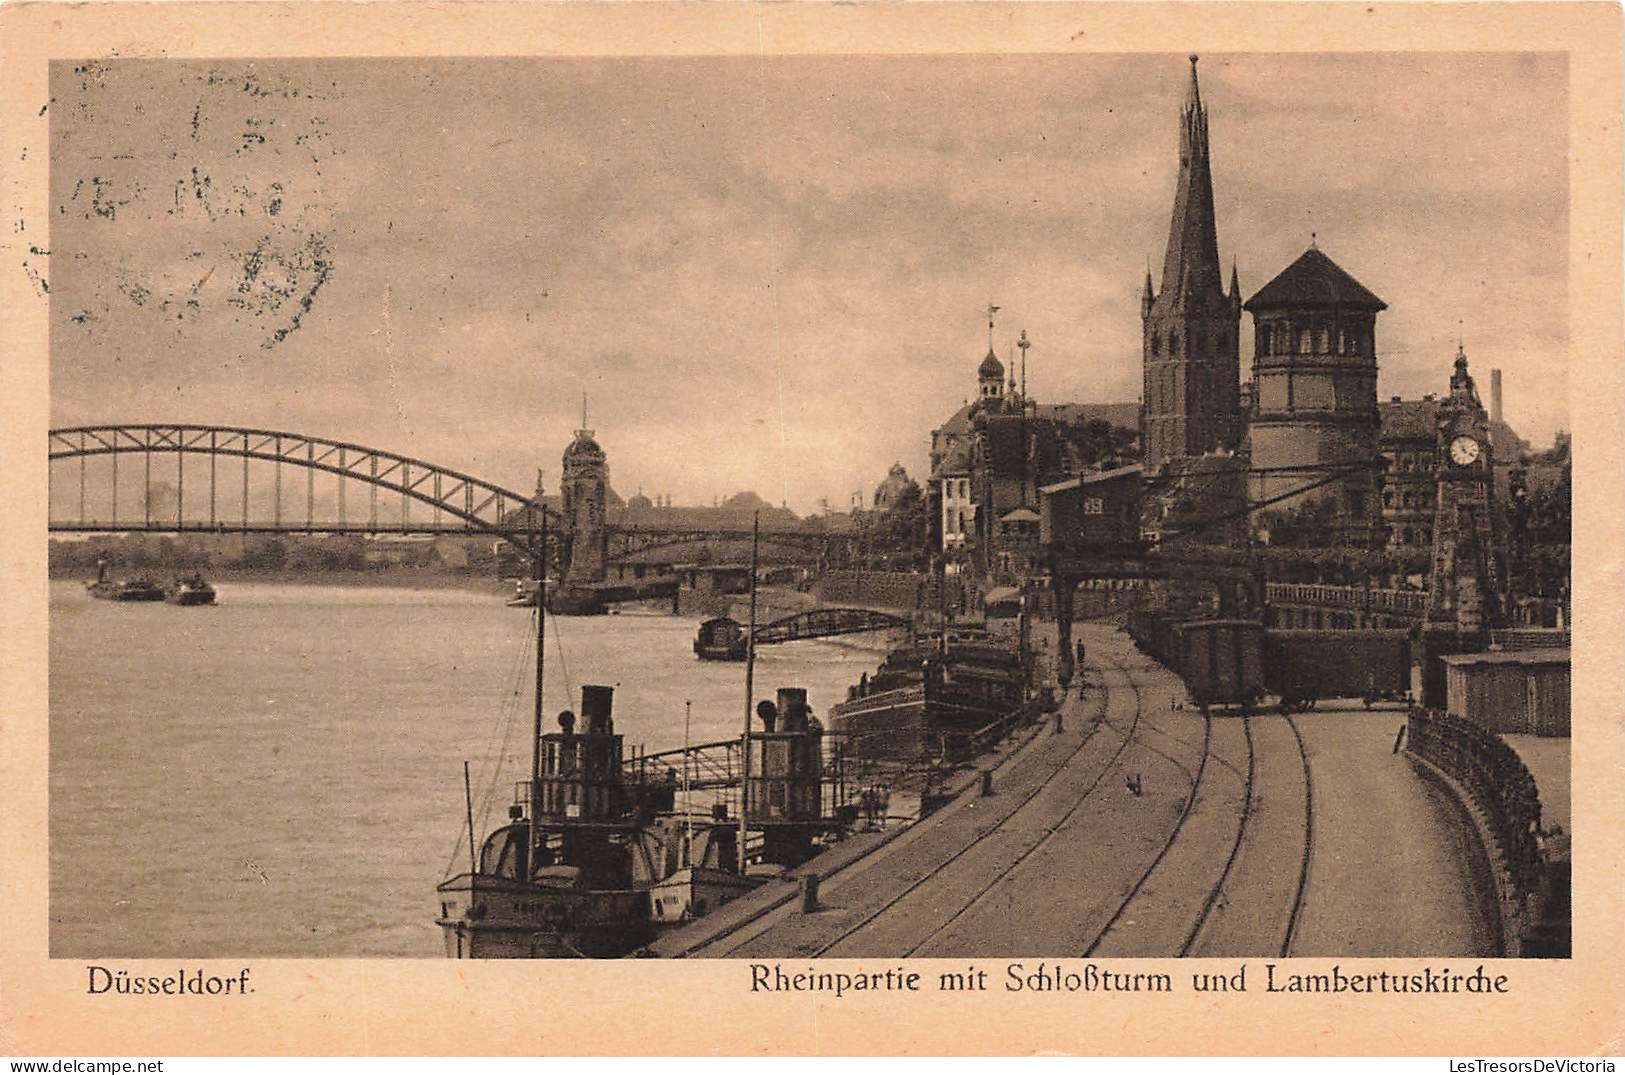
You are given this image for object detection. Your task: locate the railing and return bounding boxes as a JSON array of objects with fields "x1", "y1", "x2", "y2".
[
  {"x1": 752, "y1": 607, "x2": 913, "y2": 646},
  {"x1": 629, "y1": 739, "x2": 741, "y2": 791},
  {"x1": 1405, "y1": 707, "x2": 1549, "y2": 955},
  {"x1": 1266, "y1": 582, "x2": 1428, "y2": 615}
]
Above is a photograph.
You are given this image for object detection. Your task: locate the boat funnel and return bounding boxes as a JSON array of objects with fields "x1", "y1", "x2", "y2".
[
  {"x1": 756, "y1": 699, "x2": 778, "y2": 733},
  {"x1": 557, "y1": 710, "x2": 576, "y2": 736},
  {"x1": 580, "y1": 685, "x2": 614, "y2": 734},
  {"x1": 776, "y1": 687, "x2": 809, "y2": 732}
]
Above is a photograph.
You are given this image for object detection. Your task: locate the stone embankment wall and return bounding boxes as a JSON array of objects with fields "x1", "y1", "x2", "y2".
[
  {"x1": 812, "y1": 570, "x2": 930, "y2": 614},
  {"x1": 1405, "y1": 708, "x2": 1556, "y2": 956}
]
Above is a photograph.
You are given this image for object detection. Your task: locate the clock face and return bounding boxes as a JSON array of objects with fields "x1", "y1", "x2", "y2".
[{"x1": 1449, "y1": 435, "x2": 1481, "y2": 466}]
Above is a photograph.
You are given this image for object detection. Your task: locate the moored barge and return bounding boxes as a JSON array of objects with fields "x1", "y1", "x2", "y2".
[{"x1": 829, "y1": 628, "x2": 1025, "y2": 761}]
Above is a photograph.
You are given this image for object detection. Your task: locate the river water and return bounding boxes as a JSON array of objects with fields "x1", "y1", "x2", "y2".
[{"x1": 48, "y1": 580, "x2": 888, "y2": 957}]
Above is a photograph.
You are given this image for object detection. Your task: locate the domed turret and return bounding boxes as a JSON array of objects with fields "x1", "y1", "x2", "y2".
[
  {"x1": 978, "y1": 348, "x2": 1006, "y2": 403},
  {"x1": 563, "y1": 429, "x2": 605, "y2": 463}
]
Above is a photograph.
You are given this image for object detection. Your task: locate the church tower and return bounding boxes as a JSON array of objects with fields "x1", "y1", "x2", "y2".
[{"x1": 1142, "y1": 55, "x2": 1243, "y2": 472}]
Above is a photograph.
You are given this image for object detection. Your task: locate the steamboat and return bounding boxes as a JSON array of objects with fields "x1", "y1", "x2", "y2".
[
  {"x1": 437, "y1": 515, "x2": 850, "y2": 957},
  {"x1": 435, "y1": 682, "x2": 844, "y2": 957}
]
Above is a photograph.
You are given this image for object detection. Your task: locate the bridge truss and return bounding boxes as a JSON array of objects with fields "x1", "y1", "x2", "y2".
[{"x1": 47, "y1": 424, "x2": 557, "y2": 555}]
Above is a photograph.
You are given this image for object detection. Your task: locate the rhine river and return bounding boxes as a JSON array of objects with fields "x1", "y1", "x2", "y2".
[{"x1": 48, "y1": 580, "x2": 887, "y2": 958}]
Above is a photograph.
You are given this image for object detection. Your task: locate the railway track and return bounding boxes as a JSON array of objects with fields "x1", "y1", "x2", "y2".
[
  {"x1": 1176, "y1": 710, "x2": 1316, "y2": 958},
  {"x1": 1177, "y1": 713, "x2": 1256, "y2": 955},
  {"x1": 1078, "y1": 688, "x2": 1214, "y2": 956},
  {"x1": 674, "y1": 637, "x2": 1314, "y2": 960},
  {"x1": 1279, "y1": 713, "x2": 1315, "y2": 957},
  {"x1": 875, "y1": 657, "x2": 1152, "y2": 958},
  {"x1": 675, "y1": 665, "x2": 1118, "y2": 959}
]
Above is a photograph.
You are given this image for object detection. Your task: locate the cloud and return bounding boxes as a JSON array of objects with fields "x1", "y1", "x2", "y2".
[{"x1": 50, "y1": 53, "x2": 1570, "y2": 512}]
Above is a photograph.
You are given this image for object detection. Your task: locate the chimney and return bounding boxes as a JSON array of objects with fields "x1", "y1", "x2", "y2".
[
  {"x1": 1490, "y1": 368, "x2": 1503, "y2": 424},
  {"x1": 580, "y1": 685, "x2": 614, "y2": 735}
]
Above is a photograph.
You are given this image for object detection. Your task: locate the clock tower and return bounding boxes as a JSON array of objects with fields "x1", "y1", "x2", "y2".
[{"x1": 1420, "y1": 344, "x2": 1504, "y2": 705}]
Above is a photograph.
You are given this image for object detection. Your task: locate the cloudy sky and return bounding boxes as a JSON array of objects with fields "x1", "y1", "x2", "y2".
[{"x1": 48, "y1": 53, "x2": 1567, "y2": 514}]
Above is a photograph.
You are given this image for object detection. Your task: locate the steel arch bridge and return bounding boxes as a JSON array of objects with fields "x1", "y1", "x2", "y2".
[
  {"x1": 48, "y1": 424, "x2": 557, "y2": 554},
  {"x1": 47, "y1": 423, "x2": 856, "y2": 575}
]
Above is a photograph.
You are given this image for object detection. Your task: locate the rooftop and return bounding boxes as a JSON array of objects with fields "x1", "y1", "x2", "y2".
[{"x1": 1244, "y1": 246, "x2": 1387, "y2": 312}]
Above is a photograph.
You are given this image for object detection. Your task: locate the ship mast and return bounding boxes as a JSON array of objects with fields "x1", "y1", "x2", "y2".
[
  {"x1": 683, "y1": 699, "x2": 693, "y2": 866},
  {"x1": 739, "y1": 510, "x2": 760, "y2": 873},
  {"x1": 528, "y1": 485, "x2": 548, "y2": 877}
]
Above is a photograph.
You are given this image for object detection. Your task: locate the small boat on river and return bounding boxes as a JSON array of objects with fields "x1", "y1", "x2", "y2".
[
  {"x1": 165, "y1": 574, "x2": 216, "y2": 605},
  {"x1": 86, "y1": 577, "x2": 165, "y2": 602},
  {"x1": 692, "y1": 617, "x2": 748, "y2": 661}
]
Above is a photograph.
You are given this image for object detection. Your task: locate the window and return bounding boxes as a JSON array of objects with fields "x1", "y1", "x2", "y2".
[
  {"x1": 1299, "y1": 328, "x2": 1313, "y2": 353},
  {"x1": 1169, "y1": 333, "x2": 1179, "y2": 356},
  {"x1": 1318, "y1": 327, "x2": 1332, "y2": 354},
  {"x1": 1258, "y1": 324, "x2": 1272, "y2": 355},
  {"x1": 1084, "y1": 497, "x2": 1105, "y2": 515},
  {"x1": 1151, "y1": 333, "x2": 1161, "y2": 356}
]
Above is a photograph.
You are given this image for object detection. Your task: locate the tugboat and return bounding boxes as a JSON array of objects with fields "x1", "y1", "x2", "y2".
[{"x1": 165, "y1": 573, "x2": 217, "y2": 606}]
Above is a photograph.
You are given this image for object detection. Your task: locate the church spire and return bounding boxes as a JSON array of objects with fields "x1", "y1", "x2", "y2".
[
  {"x1": 1159, "y1": 54, "x2": 1224, "y2": 308},
  {"x1": 1184, "y1": 53, "x2": 1204, "y2": 132}
]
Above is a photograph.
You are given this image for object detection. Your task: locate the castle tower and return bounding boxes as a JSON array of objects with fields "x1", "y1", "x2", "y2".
[
  {"x1": 561, "y1": 420, "x2": 609, "y2": 584},
  {"x1": 1142, "y1": 55, "x2": 1243, "y2": 472},
  {"x1": 1243, "y1": 244, "x2": 1386, "y2": 530}
]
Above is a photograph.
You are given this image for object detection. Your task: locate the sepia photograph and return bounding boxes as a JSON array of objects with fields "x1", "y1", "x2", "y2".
[
  {"x1": 4, "y1": 0, "x2": 1621, "y2": 1058},
  {"x1": 40, "y1": 48, "x2": 1574, "y2": 964}
]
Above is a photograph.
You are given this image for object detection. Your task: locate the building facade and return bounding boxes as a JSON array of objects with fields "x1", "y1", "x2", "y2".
[
  {"x1": 1379, "y1": 365, "x2": 1530, "y2": 552},
  {"x1": 1379, "y1": 396, "x2": 1443, "y2": 550}
]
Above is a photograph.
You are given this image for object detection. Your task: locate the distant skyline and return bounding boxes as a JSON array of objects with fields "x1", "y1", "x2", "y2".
[{"x1": 49, "y1": 53, "x2": 1568, "y2": 515}]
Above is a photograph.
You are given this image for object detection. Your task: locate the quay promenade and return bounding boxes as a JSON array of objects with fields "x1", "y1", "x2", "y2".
[{"x1": 651, "y1": 623, "x2": 1497, "y2": 958}]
